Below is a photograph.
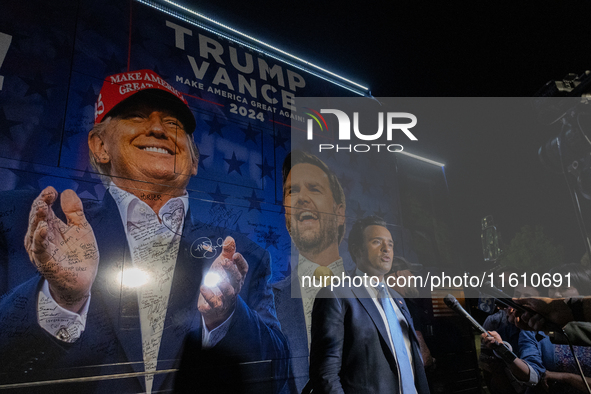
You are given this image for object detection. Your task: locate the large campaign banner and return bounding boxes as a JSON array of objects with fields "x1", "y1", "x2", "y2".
[{"x1": 7, "y1": 2, "x2": 590, "y2": 393}]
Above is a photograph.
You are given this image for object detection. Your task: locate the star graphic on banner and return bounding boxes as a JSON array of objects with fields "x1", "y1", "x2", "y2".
[
  {"x1": 78, "y1": 85, "x2": 97, "y2": 108},
  {"x1": 13, "y1": 174, "x2": 36, "y2": 190},
  {"x1": 208, "y1": 184, "x2": 230, "y2": 204},
  {"x1": 100, "y1": 53, "x2": 124, "y2": 75},
  {"x1": 244, "y1": 190, "x2": 264, "y2": 213},
  {"x1": 21, "y1": 75, "x2": 56, "y2": 99},
  {"x1": 206, "y1": 115, "x2": 225, "y2": 137},
  {"x1": 256, "y1": 158, "x2": 274, "y2": 180},
  {"x1": 198, "y1": 153, "x2": 210, "y2": 170},
  {"x1": 338, "y1": 174, "x2": 354, "y2": 193},
  {"x1": 186, "y1": 84, "x2": 202, "y2": 99},
  {"x1": 75, "y1": 169, "x2": 100, "y2": 199},
  {"x1": 234, "y1": 223, "x2": 251, "y2": 237},
  {"x1": 46, "y1": 121, "x2": 69, "y2": 149},
  {"x1": 0, "y1": 109, "x2": 21, "y2": 141},
  {"x1": 274, "y1": 130, "x2": 289, "y2": 150},
  {"x1": 262, "y1": 228, "x2": 281, "y2": 249},
  {"x1": 224, "y1": 152, "x2": 246, "y2": 175},
  {"x1": 242, "y1": 123, "x2": 260, "y2": 145},
  {"x1": 374, "y1": 206, "x2": 388, "y2": 220},
  {"x1": 352, "y1": 201, "x2": 366, "y2": 218},
  {"x1": 359, "y1": 178, "x2": 373, "y2": 194}
]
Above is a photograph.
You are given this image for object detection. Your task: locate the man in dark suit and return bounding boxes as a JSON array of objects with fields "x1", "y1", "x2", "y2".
[
  {"x1": 272, "y1": 151, "x2": 346, "y2": 393},
  {"x1": 309, "y1": 216, "x2": 430, "y2": 394},
  {"x1": 0, "y1": 70, "x2": 287, "y2": 393}
]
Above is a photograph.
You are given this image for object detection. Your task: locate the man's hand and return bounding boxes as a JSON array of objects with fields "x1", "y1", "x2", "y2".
[
  {"x1": 481, "y1": 331, "x2": 503, "y2": 349},
  {"x1": 198, "y1": 236, "x2": 248, "y2": 330},
  {"x1": 545, "y1": 370, "x2": 591, "y2": 392},
  {"x1": 507, "y1": 297, "x2": 574, "y2": 331},
  {"x1": 24, "y1": 187, "x2": 99, "y2": 313}
]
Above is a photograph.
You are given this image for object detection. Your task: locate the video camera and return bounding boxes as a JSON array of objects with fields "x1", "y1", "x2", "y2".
[
  {"x1": 536, "y1": 71, "x2": 591, "y2": 194},
  {"x1": 535, "y1": 70, "x2": 591, "y2": 259}
]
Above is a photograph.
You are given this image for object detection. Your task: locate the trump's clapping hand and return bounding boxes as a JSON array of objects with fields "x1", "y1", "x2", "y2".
[
  {"x1": 24, "y1": 186, "x2": 99, "y2": 313},
  {"x1": 198, "y1": 236, "x2": 248, "y2": 330}
]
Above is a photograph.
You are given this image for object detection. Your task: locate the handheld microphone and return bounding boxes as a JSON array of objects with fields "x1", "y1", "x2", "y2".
[
  {"x1": 444, "y1": 294, "x2": 517, "y2": 363},
  {"x1": 443, "y1": 294, "x2": 487, "y2": 335}
]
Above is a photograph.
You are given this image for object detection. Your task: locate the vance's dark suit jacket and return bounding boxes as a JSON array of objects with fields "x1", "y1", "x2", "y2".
[
  {"x1": 0, "y1": 190, "x2": 288, "y2": 393},
  {"x1": 308, "y1": 284, "x2": 430, "y2": 394}
]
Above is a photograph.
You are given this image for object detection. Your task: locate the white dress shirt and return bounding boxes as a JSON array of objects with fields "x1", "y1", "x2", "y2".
[{"x1": 297, "y1": 254, "x2": 344, "y2": 348}]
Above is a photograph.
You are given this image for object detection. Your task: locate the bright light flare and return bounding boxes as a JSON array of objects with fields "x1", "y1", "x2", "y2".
[
  {"x1": 397, "y1": 151, "x2": 445, "y2": 167},
  {"x1": 117, "y1": 268, "x2": 150, "y2": 288},
  {"x1": 204, "y1": 272, "x2": 221, "y2": 287}
]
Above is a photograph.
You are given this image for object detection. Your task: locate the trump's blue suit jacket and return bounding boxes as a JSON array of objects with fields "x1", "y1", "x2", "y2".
[
  {"x1": 0, "y1": 190, "x2": 288, "y2": 393},
  {"x1": 308, "y1": 284, "x2": 430, "y2": 394}
]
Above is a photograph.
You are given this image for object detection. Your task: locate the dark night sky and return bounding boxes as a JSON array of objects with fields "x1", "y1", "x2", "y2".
[{"x1": 179, "y1": 0, "x2": 591, "y2": 268}]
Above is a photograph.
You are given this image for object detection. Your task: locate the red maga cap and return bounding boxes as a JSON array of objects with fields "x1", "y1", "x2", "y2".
[{"x1": 94, "y1": 69, "x2": 196, "y2": 133}]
